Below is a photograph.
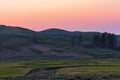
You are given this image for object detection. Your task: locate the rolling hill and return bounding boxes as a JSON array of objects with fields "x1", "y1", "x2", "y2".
[{"x1": 0, "y1": 25, "x2": 120, "y2": 60}]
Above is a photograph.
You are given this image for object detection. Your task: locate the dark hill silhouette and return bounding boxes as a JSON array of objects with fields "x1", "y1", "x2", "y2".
[
  {"x1": 0, "y1": 25, "x2": 35, "y2": 37},
  {"x1": 0, "y1": 25, "x2": 119, "y2": 60},
  {"x1": 40, "y1": 28, "x2": 70, "y2": 34}
]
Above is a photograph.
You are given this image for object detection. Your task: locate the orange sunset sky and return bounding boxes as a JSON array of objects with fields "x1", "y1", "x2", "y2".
[{"x1": 0, "y1": 0, "x2": 120, "y2": 33}]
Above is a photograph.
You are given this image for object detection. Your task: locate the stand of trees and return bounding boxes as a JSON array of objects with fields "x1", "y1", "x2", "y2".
[
  {"x1": 93, "y1": 32, "x2": 117, "y2": 49},
  {"x1": 70, "y1": 32, "x2": 117, "y2": 50}
]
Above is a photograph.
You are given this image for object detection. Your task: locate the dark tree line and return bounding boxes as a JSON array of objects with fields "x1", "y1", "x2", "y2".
[
  {"x1": 93, "y1": 32, "x2": 117, "y2": 49},
  {"x1": 70, "y1": 32, "x2": 117, "y2": 50}
]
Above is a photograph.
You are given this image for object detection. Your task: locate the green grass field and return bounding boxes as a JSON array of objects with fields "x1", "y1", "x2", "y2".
[{"x1": 0, "y1": 59, "x2": 120, "y2": 77}]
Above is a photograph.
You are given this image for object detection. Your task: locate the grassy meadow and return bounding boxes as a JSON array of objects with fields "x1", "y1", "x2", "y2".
[{"x1": 0, "y1": 59, "x2": 120, "y2": 77}]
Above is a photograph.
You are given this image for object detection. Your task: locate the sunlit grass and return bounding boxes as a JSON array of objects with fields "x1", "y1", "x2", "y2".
[
  {"x1": 56, "y1": 65, "x2": 120, "y2": 76},
  {"x1": 0, "y1": 66, "x2": 24, "y2": 77},
  {"x1": 0, "y1": 59, "x2": 120, "y2": 77}
]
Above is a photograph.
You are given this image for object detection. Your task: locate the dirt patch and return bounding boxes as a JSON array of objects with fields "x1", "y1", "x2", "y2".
[{"x1": 25, "y1": 68, "x2": 55, "y2": 77}]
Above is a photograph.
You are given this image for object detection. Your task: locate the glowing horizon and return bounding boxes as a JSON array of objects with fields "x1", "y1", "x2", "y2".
[{"x1": 0, "y1": 0, "x2": 120, "y2": 34}]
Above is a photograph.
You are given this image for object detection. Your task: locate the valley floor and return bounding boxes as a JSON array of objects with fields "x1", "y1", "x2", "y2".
[{"x1": 0, "y1": 59, "x2": 120, "y2": 79}]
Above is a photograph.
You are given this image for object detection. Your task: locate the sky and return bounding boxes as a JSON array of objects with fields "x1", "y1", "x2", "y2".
[{"x1": 0, "y1": 0, "x2": 120, "y2": 34}]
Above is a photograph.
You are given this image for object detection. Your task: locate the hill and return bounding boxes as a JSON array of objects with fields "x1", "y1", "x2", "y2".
[
  {"x1": 40, "y1": 28, "x2": 70, "y2": 34},
  {"x1": 38, "y1": 28, "x2": 100, "y2": 46},
  {"x1": 0, "y1": 25, "x2": 120, "y2": 60},
  {"x1": 0, "y1": 25, "x2": 35, "y2": 36}
]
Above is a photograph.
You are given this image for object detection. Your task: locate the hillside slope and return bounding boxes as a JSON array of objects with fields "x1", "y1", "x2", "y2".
[{"x1": 0, "y1": 25, "x2": 120, "y2": 59}]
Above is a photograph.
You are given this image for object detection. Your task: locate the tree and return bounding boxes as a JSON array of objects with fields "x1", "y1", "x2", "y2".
[
  {"x1": 112, "y1": 34, "x2": 117, "y2": 49},
  {"x1": 93, "y1": 34, "x2": 101, "y2": 47},
  {"x1": 78, "y1": 34, "x2": 83, "y2": 46},
  {"x1": 92, "y1": 32, "x2": 117, "y2": 49},
  {"x1": 108, "y1": 33, "x2": 117, "y2": 49},
  {"x1": 101, "y1": 32, "x2": 108, "y2": 47}
]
